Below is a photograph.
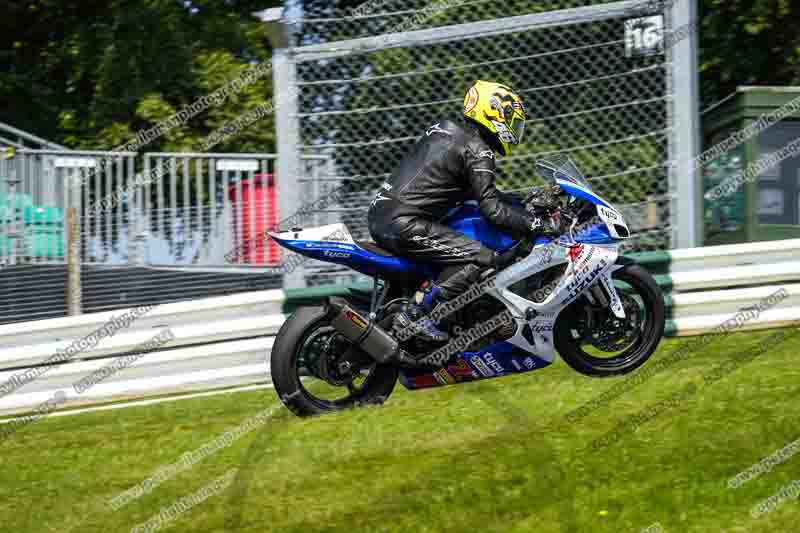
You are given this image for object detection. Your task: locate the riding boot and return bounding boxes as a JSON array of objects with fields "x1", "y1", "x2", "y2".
[{"x1": 394, "y1": 281, "x2": 450, "y2": 342}]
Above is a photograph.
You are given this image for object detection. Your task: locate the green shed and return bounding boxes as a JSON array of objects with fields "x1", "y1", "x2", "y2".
[{"x1": 703, "y1": 86, "x2": 800, "y2": 245}]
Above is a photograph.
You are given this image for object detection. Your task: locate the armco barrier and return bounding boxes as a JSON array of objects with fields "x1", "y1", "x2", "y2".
[
  {"x1": 1, "y1": 240, "x2": 799, "y2": 416},
  {"x1": 0, "y1": 291, "x2": 286, "y2": 416}
]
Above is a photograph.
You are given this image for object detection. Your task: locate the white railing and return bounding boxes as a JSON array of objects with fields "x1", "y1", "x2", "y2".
[
  {"x1": 0, "y1": 290, "x2": 285, "y2": 415},
  {"x1": 664, "y1": 238, "x2": 800, "y2": 274}
]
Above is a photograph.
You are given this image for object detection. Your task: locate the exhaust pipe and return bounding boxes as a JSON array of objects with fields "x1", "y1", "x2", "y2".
[{"x1": 327, "y1": 297, "x2": 417, "y2": 366}]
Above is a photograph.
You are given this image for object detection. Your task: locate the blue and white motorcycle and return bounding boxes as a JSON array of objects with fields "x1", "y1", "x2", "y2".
[{"x1": 270, "y1": 157, "x2": 665, "y2": 417}]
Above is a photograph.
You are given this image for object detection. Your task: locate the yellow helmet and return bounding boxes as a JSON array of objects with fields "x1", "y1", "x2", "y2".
[{"x1": 463, "y1": 80, "x2": 526, "y2": 156}]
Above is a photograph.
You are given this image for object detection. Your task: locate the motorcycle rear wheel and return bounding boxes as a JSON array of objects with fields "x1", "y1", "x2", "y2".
[{"x1": 271, "y1": 305, "x2": 398, "y2": 417}]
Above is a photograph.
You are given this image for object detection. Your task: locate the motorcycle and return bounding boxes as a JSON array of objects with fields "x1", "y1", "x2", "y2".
[{"x1": 269, "y1": 156, "x2": 665, "y2": 417}]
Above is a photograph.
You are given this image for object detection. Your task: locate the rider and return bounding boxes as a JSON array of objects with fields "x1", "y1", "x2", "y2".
[{"x1": 367, "y1": 80, "x2": 560, "y2": 342}]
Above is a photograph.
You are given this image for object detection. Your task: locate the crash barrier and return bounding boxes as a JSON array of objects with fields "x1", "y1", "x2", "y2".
[
  {"x1": 0, "y1": 290, "x2": 286, "y2": 416},
  {"x1": 1, "y1": 239, "x2": 798, "y2": 416},
  {"x1": 632, "y1": 238, "x2": 800, "y2": 335}
]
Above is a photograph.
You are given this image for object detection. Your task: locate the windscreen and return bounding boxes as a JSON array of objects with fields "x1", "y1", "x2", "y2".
[{"x1": 535, "y1": 155, "x2": 592, "y2": 190}]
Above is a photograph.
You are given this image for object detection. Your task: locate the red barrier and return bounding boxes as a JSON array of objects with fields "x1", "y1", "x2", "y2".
[{"x1": 228, "y1": 173, "x2": 280, "y2": 264}]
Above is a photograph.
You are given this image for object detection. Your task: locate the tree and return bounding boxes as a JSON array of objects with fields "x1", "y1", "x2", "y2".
[
  {"x1": 699, "y1": 0, "x2": 800, "y2": 107},
  {"x1": 0, "y1": 0, "x2": 281, "y2": 152}
]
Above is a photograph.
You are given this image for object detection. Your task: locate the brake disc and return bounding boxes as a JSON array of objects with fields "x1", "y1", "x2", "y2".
[
  {"x1": 588, "y1": 294, "x2": 642, "y2": 352},
  {"x1": 318, "y1": 333, "x2": 362, "y2": 386}
]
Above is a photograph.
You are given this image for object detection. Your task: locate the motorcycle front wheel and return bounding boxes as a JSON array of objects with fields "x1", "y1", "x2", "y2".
[{"x1": 554, "y1": 264, "x2": 665, "y2": 377}]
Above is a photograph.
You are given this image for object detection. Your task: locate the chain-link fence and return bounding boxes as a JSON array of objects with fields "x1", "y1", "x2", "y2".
[{"x1": 274, "y1": 0, "x2": 699, "y2": 287}]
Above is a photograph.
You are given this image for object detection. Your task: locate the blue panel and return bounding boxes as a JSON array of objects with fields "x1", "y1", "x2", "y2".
[
  {"x1": 443, "y1": 204, "x2": 517, "y2": 252},
  {"x1": 566, "y1": 223, "x2": 619, "y2": 245},
  {"x1": 399, "y1": 341, "x2": 552, "y2": 390}
]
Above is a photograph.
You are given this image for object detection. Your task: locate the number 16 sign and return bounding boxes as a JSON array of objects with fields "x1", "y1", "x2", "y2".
[{"x1": 625, "y1": 15, "x2": 664, "y2": 58}]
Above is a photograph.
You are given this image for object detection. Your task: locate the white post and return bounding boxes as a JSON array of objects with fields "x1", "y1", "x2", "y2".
[
  {"x1": 259, "y1": 8, "x2": 306, "y2": 289},
  {"x1": 669, "y1": 0, "x2": 702, "y2": 248}
]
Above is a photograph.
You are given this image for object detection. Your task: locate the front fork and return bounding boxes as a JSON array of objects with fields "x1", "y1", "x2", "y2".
[
  {"x1": 591, "y1": 269, "x2": 626, "y2": 319},
  {"x1": 601, "y1": 255, "x2": 642, "y2": 320}
]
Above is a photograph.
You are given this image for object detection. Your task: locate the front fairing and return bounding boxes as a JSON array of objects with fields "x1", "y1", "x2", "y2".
[{"x1": 536, "y1": 157, "x2": 631, "y2": 242}]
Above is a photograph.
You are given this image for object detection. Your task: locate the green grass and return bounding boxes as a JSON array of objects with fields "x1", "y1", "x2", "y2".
[{"x1": 1, "y1": 328, "x2": 799, "y2": 532}]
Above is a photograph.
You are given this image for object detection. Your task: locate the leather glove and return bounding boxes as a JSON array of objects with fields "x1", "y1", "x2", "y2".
[
  {"x1": 525, "y1": 185, "x2": 563, "y2": 215},
  {"x1": 531, "y1": 211, "x2": 563, "y2": 237}
]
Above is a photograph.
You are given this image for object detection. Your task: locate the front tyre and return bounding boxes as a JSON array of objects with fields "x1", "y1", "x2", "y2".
[
  {"x1": 554, "y1": 264, "x2": 665, "y2": 377},
  {"x1": 271, "y1": 305, "x2": 398, "y2": 417}
]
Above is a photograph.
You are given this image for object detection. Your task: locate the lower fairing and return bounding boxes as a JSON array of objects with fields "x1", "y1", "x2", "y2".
[{"x1": 399, "y1": 341, "x2": 552, "y2": 390}]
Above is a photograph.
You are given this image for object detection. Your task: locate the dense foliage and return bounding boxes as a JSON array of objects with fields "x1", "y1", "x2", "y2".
[
  {"x1": 699, "y1": 0, "x2": 800, "y2": 108},
  {"x1": 0, "y1": 0, "x2": 280, "y2": 152}
]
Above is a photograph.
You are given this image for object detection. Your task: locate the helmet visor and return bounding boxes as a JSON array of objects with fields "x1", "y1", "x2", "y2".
[{"x1": 510, "y1": 114, "x2": 525, "y2": 145}]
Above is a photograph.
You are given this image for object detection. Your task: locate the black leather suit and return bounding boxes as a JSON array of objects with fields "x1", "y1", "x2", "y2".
[{"x1": 368, "y1": 118, "x2": 541, "y2": 298}]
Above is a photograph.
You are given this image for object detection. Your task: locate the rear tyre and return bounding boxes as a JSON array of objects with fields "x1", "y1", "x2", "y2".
[
  {"x1": 554, "y1": 264, "x2": 665, "y2": 377},
  {"x1": 271, "y1": 305, "x2": 398, "y2": 417}
]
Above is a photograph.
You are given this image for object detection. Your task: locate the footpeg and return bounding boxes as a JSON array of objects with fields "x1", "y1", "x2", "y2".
[{"x1": 393, "y1": 307, "x2": 449, "y2": 343}]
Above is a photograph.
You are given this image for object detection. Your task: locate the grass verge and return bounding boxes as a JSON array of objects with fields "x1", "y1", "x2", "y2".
[{"x1": 1, "y1": 328, "x2": 798, "y2": 532}]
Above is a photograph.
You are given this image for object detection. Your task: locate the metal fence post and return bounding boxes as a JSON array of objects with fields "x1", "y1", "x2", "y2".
[
  {"x1": 669, "y1": 0, "x2": 702, "y2": 248},
  {"x1": 262, "y1": 8, "x2": 306, "y2": 289},
  {"x1": 2, "y1": 149, "x2": 20, "y2": 266},
  {"x1": 66, "y1": 196, "x2": 82, "y2": 315}
]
